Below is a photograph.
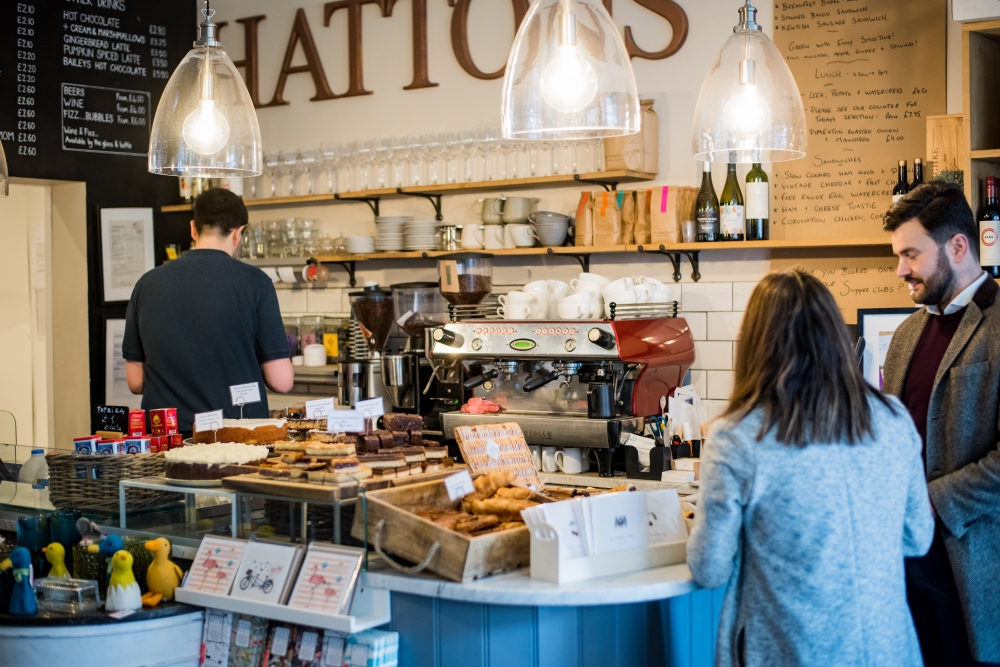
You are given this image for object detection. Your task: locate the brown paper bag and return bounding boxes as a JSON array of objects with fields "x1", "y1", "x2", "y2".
[
  {"x1": 574, "y1": 191, "x2": 595, "y2": 246},
  {"x1": 604, "y1": 100, "x2": 659, "y2": 173},
  {"x1": 619, "y1": 190, "x2": 637, "y2": 245},
  {"x1": 634, "y1": 189, "x2": 652, "y2": 245},
  {"x1": 649, "y1": 186, "x2": 698, "y2": 245},
  {"x1": 593, "y1": 191, "x2": 622, "y2": 246}
]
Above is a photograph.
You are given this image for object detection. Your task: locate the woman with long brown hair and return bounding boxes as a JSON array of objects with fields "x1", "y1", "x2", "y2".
[{"x1": 687, "y1": 269, "x2": 934, "y2": 667}]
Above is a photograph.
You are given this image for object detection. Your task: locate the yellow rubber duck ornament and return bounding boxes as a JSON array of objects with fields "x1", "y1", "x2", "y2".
[
  {"x1": 142, "y1": 537, "x2": 183, "y2": 606},
  {"x1": 42, "y1": 542, "x2": 70, "y2": 578},
  {"x1": 105, "y1": 550, "x2": 142, "y2": 612}
]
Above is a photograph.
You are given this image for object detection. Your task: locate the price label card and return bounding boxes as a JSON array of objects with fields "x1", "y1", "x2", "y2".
[
  {"x1": 235, "y1": 619, "x2": 251, "y2": 648},
  {"x1": 194, "y1": 410, "x2": 224, "y2": 433},
  {"x1": 298, "y1": 631, "x2": 319, "y2": 662},
  {"x1": 444, "y1": 470, "x2": 475, "y2": 501},
  {"x1": 306, "y1": 397, "x2": 335, "y2": 419},
  {"x1": 107, "y1": 609, "x2": 136, "y2": 620},
  {"x1": 486, "y1": 438, "x2": 501, "y2": 461},
  {"x1": 327, "y1": 410, "x2": 366, "y2": 433},
  {"x1": 230, "y1": 382, "x2": 262, "y2": 406},
  {"x1": 354, "y1": 397, "x2": 385, "y2": 418},
  {"x1": 322, "y1": 635, "x2": 345, "y2": 667},
  {"x1": 270, "y1": 626, "x2": 290, "y2": 657}
]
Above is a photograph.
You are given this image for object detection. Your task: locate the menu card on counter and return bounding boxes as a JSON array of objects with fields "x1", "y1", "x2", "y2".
[{"x1": 772, "y1": 0, "x2": 946, "y2": 239}]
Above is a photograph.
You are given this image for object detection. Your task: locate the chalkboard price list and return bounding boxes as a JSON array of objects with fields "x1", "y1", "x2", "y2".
[
  {"x1": 149, "y1": 25, "x2": 170, "y2": 80},
  {"x1": 16, "y1": 2, "x2": 38, "y2": 158}
]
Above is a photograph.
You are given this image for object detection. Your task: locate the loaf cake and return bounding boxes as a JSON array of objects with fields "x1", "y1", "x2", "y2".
[
  {"x1": 164, "y1": 443, "x2": 268, "y2": 480},
  {"x1": 192, "y1": 418, "x2": 288, "y2": 445},
  {"x1": 382, "y1": 413, "x2": 423, "y2": 431}
]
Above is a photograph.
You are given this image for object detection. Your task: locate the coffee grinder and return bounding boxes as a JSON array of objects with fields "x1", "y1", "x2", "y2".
[
  {"x1": 382, "y1": 282, "x2": 449, "y2": 426},
  {"x1": 342, "y1": 287, "x2": 393, "y2": 408}
]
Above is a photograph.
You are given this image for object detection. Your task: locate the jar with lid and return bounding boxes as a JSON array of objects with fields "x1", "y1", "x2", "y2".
[
  {"x1": 436, "y1": 252, "x2": 494, "y2": 305},
  {"x1": 299, "y1": 316, "x2": 324, "y2": 349},
  {"x1": 282, "y1": 316, "x2": 301, "y2": 357},
  {"x1": 323, "y1": 317, "x2": 349, "y2": 363}
]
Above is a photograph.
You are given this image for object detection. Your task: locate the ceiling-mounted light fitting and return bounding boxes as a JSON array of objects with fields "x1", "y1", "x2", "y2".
[
  {"x1": 501, "y1": 0, "x2": 640, "y2": 141},
  {"x1": 692, "y1": 0, "x2": 806, "y2": 163},
  {"x1": 148, "y1": 1, "x2": 262, "y2": 177}
]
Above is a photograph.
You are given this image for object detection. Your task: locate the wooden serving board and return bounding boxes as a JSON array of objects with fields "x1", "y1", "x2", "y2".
[
  {"x1": 388, "y1": 465, "x2": 468, "y2": 488},
  {"x1": 222, "y1": 474, "x2": 390, "y2": 501}
]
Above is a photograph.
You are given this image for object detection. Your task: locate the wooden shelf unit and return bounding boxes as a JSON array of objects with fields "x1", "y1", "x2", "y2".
[
  {"x1": 160, "y1": 170, "x2": 657, "y2": 213},
  {"x1": 963, "y1": 20, "x2": 1000, "y2": 210}
]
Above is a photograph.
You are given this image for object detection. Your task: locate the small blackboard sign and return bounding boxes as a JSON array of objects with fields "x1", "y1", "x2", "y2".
[{"x1": 94, "y1": 405, "x2": 129, "y2": 434}]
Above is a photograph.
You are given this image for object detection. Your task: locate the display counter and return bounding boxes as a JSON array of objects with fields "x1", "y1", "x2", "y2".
[{"x1": 362, "y1": 557, "x2": 724, "y2": 667}]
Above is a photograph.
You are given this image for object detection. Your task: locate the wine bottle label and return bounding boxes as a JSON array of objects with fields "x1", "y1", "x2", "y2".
[
  {"x1": 696, "y1": 211, "x2": 718, "y2": 235},
  {"x1": 721, "y1": 205, "x2": 745, "y2": 236},
  {"x1": 981, "y1": 220, "x2": 1000, "y2": 265},
  {"x1": 892, "y1": 194, "x2": 904, "y2": 203},
  {"x1": 746, "y1": 183, "x2": 769, "y2": 219}
]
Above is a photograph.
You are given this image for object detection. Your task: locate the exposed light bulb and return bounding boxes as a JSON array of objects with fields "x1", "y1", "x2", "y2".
[
  {"x1": 182, "y1": 98, "x2": 230, "y2": 155},
  {"x1": 722, "y1": 83, "x2": 771, "y2": 138},
  {"x1": 539, "y1": 44, "x2": 598, "y2": 114}
]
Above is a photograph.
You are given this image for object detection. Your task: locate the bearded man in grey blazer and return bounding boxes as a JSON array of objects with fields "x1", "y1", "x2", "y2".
[{"x1": 882, "y1": 181, "x2": 1000, "y2": 667}]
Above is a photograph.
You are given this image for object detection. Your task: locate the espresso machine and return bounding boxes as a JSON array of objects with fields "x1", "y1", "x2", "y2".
[
  {"x1": 430, "y1": 309, "x2": 695, "y2": 476},
  {"x1": 380, "y1": 282, "x2": 449, "y2": 428}
]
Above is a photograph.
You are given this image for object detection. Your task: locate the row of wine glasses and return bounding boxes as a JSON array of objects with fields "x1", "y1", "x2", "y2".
[{"x1": 249, "y1": 128, "x2": 606, "y2": 199}]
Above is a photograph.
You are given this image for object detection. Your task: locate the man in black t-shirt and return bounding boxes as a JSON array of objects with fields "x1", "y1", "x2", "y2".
[{"x1": 123, "y1": 188, "x2": 293, "y2": 433}]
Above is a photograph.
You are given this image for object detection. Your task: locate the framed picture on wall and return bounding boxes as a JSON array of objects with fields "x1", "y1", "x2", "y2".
[
  {"x1": 104, "y1": 318, "x2": 142, "y2": 409},
  {"x1": 857, "y1": 308, "x2": 919, "y2": 389},
  {"x1": 100, "y1": 207, "x2": 155, "y2": 302}
]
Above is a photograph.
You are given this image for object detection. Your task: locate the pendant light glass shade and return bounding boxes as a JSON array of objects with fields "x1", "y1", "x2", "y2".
[
  {"x1": 692, "y1": 1, "x2": 806, "y2": 163},
  {"x1": 501, "y1": 0, "x2": 640, "y2": 141},
  {"x1": 0, "y1": 139, "x2": 8, "y2": 197},
  {"x1": 148, "y1": 6, "x2": 261, "y2": 177}
]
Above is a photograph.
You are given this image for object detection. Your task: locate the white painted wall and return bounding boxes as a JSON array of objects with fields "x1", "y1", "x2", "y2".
[{"x1": 212, "y1": 0, "x2": 963, "y2": 417}]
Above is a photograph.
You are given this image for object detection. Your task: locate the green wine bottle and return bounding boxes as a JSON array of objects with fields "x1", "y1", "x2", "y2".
[
  {"x1": 720, "y1": 163, "x2": 745, "y2": 241},
  {"x1": 696, "y1": 162, "x2": 720, "y2": 242},
  {"x1": 745, "y1": 162, "x2": 769, "y2": 241}
]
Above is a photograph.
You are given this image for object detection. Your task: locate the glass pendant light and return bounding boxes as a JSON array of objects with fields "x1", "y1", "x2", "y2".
[
  {"x1": 0, "y1": 139, "x2": 8, "y2": 197},
  {"x1": 148, "y1": 2, "x2": 261, "y2": 177},
  {"x1": 501, "y1": 0, "x2": 640, "y2": 141},
  {"x1": 692, "y1": 0, "x2": 806, "y2": 163}
]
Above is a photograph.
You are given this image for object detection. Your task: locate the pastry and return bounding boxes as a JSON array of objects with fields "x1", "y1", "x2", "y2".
[
  {"x1": 191, "y1": 418, "x2": 288, "y2": 445},
  {"x1": 382, "y1": 413, "x2": 423, "y2": 431},
  {"x1": 468, "y1": 497, "x2": 537, "y2": 522},
  {"x1": 423, "y1": 462, "x2": 441, "y2": 473},
  {"x1": 376, "y1": 430, "x2": 395, "y2": 449},
  {"x1": 455, "y1": 515, "x2": 499, "y2": 533},
  {"x1": 329, "y1": 457, "x2": 361, "y2": 474},
  {"x1": 280, "y1": 452, "x2": 304, "y2": 464},
  {"x1": 395, "y1": 466, "x2": 410, "y2": 478},
  {"x1": 273, "y1": 441, "x2": 305, "y2": 452},
  {"x1": 306, "y1": 430, "x2": 339, "y2": 443},
  {"x1": 423, "y1": 445, "x2": 448, "y2": 460},
  {"x1": 401, "y1": 446, "x2": 425, "y2": 464},
  {"x1": 409, "y1": 430, "x2": 422, "y2": 446},
  {"x1": 409, "y1": 463, "x2": 423, "y2": 474},
  {"x1": 287, "y1": 418, "x2": 327, "y2": 431},
  {"x1": 495, "y1": 487, "x2": 532, "y2": 500},
  {"x1": 304, "y1": 441, "x2": 356, "y2": 457},
  {"x1": 371, "y1": 468, "x2": 396, "y2": 479},
  {"x1": 307, "y1": 466, "x2": 372, "y2": 485},
  {"x1": 356, "y1": 434, "x2": 381, "y2": 454},
  {"x1": 164, "y1": 443, "x2": 268, "y2": 480},
  {"x1": 358, "y1": 452, "x2": 407, "y2": 470},
  {"x1": 286, "y1": 430, "x2": 307, "y2": 442},
  {"x1": 391, "y1": 431, "x2": 408, "y2": 448}
]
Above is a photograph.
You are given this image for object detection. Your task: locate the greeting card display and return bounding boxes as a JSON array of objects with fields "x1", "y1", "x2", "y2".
[
  {"x1": 185, "y1": 536, "x2": 247, "y2": 595},
  {"x1": 229, "y1": 541, "x2": 303, "y2": 605},
  {"x1": 286, "y1": 544, "x2": 364, "y2": 615}
]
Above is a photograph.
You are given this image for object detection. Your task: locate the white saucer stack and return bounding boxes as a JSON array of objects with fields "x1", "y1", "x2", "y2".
[
  {"x1": 404, "y1": 220, "x2": 440, "y2": 250},
  {"x1": 374, "y1": 216, "x2": 411, "y2": 252},
  {"x1": 345, "y1": 236, "x2": 375, "y2": 254}
]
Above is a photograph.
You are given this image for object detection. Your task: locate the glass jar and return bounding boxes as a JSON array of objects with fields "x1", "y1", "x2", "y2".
[
  {"x1": 299, "y1": 316, "x2": 324, "y2": 349},
  {"x1": 323, "y1": 317, "x2": 349, "y2": 363},
  {"x1": 436, "y1": 252, "x2": 494, "y2": 305},
  {"x1": 348, "y1": 288, "x2": 395, "y2": 355},
  {"x1": 391, "y1": 282, "x2": 449, "y2": 339},
  {"x1": 282, "y1": 316, "x2": 300, "y2": 357}
]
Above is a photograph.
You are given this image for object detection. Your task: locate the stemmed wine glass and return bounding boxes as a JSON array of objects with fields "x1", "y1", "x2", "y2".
[
  {"x1": 319, "y1": 143, "x2": 339, "y2": 193},
  {"x1": 406, "y1": 135, "x2": 426, "y2": 186},
  {"x1": 478, "y1": 126, "x2": 500, "y2": 181},
  {"x1": 390, "y1": 136, "x2": 409, "y2": 187},
  {"x1": 264, "y1": 153, "x2": 281, "y2": 197},
  {"x1": 339, "y1": 141, "x2": 358, "y2": 193},
  {"x1": 356, "y1": 139, "x2": 376, "y2": 191},
  {"x1": 424, "y1": 133, "x2": 445, "y2": 185},
  {"x1": 281, "y1": 151, "x2": 301, "y2": 196},
  {"x1": 374, "y1": 138, "x2": 393, "y2": 188},
  {"x1": 299, "y1": 149, "x2": 319, "y2": 194},
  {"x1": 459, "y1": 129, "x2": 479, "y2": 183},
  {"x1": 442, "y1": 131, "x2": 461, "y2": 184}
]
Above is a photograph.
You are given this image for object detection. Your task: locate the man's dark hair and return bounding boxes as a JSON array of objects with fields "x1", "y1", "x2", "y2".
[
  {"x1": 193, "y1": 188, "x2": 248, "y2": 237},
  {"x1": 882, "y1": 181, "x2": 978, "y2": 259}
]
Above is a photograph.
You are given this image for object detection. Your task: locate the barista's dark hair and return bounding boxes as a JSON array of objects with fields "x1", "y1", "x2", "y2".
[
  {"x1": 724, "y1": 269, "x2": 894, "y2": 446},
  {"x1": 193, "y1": 188, "x2": 248, "y2": 237},
  {"x1": 882, "y1": 181, "x2": 978, "y2": 260}
]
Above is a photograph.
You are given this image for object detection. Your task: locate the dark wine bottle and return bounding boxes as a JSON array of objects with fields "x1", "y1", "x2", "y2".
[
  {"x1": 720, "y1": 163, "x2": 745, "y2": 241},
  {"x1": 745, "y1": 162, "x2": 769, "y2": 241},
  {"x1": 696, "y1": 162, "x2": 720, "y2": 242},
  {"x1": 979, "y1": 176, "x2": 1000, "y2": 277},
  {"x1": 892, "y1": 160, "x2": 909, "y2": 204},
  {"x1": 910, "y1": 158, "x2": 924, "y2": 190}
]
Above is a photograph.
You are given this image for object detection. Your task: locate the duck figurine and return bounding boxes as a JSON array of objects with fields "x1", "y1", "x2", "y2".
[
  {"x1": 42, "y1": 542, "x2": 70, "y2": 578},
  {"x1": 104, "y1": 550, "x2": 142, "y2": 612},
  {"x1": 142, "y1": 537, "x2": 183, "y2": 606},
  {"x1": 88, "y1": 533, "x2": 125, "y2": 585},
  {"x1": 0, "y1": 547, "x2": 37, "y2": 615}
]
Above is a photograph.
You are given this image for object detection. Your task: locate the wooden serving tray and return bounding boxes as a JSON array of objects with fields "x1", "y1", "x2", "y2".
[{"x1": 222, "y1": 473, "x2": 390, "y2": 501}]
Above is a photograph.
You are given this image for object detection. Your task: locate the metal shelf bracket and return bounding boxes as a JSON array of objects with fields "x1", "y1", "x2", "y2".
[
  {"x1": 637, "y1": 245, "x2": 701, "y2": 283},
  {"x1": 333, "y1": 194, "x2": 381, "y2": 217},
  {"x1": 315, "y1": 257, "x2": 358, "y2": 287},
  {"x1": 546, "y1": 248, "x2": 590, "y2": 273},
  {"x1": 396, "y1": 188, "x2": 444, "y2": 221},
  {"x1": 573, "y1": 174, "x2": 618, "y2": 192}
]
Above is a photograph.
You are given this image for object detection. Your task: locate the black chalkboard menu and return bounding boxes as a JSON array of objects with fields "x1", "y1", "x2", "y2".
[
  {"x1": 93, "y1": 404, "x2": 129, "y2": 434},
  {"x1": 0, "y1": 0, "x2": 197, "y2": 431}
]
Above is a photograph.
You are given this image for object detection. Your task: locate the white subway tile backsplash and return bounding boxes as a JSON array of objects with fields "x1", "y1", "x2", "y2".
[
  {"x1": 732, "y1": 282, "x2": 758, "y2": 311},
  {"x1": 692, "y1": 341, "x2": 733, "y2": 370},
  {"x1": 707, "y1": 312, "x2": 744, "y2": 341},
  {"x1": 276, "y1": 288, "x2": 308, "y2": 313},
  {"x1": 703, "y1": 399, "x2": 730, "y2": 421},
  {"x1": 682, "y1": 282, "x2": 732, "y2": 312},
  {"x1": 707, "y1": 370, "x2": 735, "y2": 400},
  {"x1": 306, "y1": 288, "x2": 346, "y2": 314},
  {"x1": 688, "y1": 369, "x2": 707, "y2": 397},
  {"x1": 685, "y1": 312, "x2": 707, "y2": 340}
]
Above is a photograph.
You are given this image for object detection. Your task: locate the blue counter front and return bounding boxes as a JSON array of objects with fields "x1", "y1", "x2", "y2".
[{"x1": 362, "y1": 560, "x2": 725, "y2": 667}]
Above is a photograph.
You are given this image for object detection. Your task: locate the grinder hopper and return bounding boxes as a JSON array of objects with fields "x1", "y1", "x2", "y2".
[{"x1": 349, "y1": 288, "x2": 395, "y2": 357}]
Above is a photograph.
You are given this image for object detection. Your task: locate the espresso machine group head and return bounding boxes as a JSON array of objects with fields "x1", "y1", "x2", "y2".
[{"x1": 430, "y1": 316, "x2": 695, "y2": 476}]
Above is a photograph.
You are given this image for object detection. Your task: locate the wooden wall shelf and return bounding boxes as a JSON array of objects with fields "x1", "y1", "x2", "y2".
[{"x1": 160, "y1": 170, "x2": 657, "y2": 213}]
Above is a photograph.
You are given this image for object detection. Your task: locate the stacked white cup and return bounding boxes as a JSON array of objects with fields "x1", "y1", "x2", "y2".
[{"x1": 497, "y1": 291, "x2": 535, "y2": 320}]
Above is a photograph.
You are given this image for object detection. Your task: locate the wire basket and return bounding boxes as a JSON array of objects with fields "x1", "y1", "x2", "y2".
[
  {"x1": 608, "y1": 301, "x2": 681, "y2": 320},
  {"x1": 47, "y1": 453, "x2": 183, "y2": 513},
  {"x1": 448, "y1": 296, "x2": 502, "y2": 322}
]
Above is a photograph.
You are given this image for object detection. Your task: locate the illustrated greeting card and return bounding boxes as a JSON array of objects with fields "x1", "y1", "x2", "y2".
[
  {"x1": 286, "y1": 544, "x2": 364, "y2": 615},
  {"x1": 229, "y1": 541, "x2": 302, "y2": 605},
  {"x1": 184, "y1": 536, "x2": 247, "y2": 595}
]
